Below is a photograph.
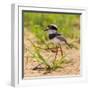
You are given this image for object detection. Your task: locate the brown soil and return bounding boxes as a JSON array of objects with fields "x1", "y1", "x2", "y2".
[{"x1": 24, "y1": 29, "x2": 80, "y2": 79}]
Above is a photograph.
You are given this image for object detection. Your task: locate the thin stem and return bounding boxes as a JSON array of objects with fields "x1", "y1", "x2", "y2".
[
  {"x1": 29, "y1": 39, "x2": 61, "y2": 52},
  {"x1": 59, "y1": 44, "x2": 63, "y2": 56},
  {"x1": 54, "y1": 46, "x2": 58, "y2": 61},
  {"x1": 32, "y1": 63, "x2": 42, "y2": 70}
]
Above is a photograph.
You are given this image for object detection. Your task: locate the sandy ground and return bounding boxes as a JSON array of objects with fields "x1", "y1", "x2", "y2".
[{"x1": 24, "y1": 29, "x2": 80, "y2": 79}]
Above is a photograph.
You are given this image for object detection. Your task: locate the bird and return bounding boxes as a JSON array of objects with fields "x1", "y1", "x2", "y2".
[
  {"x1": 44, "y1": 24, "x2": 72, "y2": 48},
  {"x1": 33, "y1": 24, "x2": 72, "y2": 70}
]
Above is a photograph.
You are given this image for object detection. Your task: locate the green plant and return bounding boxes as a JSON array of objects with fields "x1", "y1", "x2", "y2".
[
  {"x1": 23, "y1": 12, "x2": 80, "y2": 41},
  {"x1": 24, "y1": 12, "x2": 80, "y2": 71}
]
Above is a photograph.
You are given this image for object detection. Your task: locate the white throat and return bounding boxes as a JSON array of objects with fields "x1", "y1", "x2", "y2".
[{"x1": 48, "y1": 29, "x2": 57, "y2": 34}]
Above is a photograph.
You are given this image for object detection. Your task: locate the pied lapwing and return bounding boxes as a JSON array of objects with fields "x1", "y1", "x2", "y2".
[{"x1": 44, "y1": 24, "x2": 71, "y2": 48}]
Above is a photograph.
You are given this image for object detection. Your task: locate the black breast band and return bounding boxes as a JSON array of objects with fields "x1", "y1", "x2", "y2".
[
  {"x1": 49, "y1": 33, "x2": 60, "y2": 39},
  {"x1": 49, "y1": 34, "x2": 56, "y2": 39}
]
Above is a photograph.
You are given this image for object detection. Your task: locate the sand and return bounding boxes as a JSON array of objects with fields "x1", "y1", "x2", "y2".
[{"x1": 24, "y1": 29, "x2": 80, "y2": 79}]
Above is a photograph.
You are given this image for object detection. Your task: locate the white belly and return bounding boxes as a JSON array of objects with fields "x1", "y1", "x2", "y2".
[{"x1": 51, "y1": 37, "x2": 64, "y2": 45}]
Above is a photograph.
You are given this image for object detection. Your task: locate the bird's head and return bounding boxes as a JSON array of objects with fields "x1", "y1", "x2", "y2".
[{"x1": 44, "y1": 24, "x2": 58, "y2": 31}]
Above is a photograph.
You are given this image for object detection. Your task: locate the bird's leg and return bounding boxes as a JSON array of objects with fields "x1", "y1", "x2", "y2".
[
  {"x1": 59, "y1": 44, "x2": 63, "y2": 56},
  {"x1": 54, "y1": 46, "x2": 58, "y2": 61}
]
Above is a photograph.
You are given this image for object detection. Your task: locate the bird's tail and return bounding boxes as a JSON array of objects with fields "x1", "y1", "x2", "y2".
[
  {"x1": 57, "y1": 36, "x2": 75, "y2": 49},
  {"x1": 64, "y1": 40, "x2": 73, "y2": 48}
]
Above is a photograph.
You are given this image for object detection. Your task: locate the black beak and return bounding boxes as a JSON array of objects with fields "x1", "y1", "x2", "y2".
[
  {"x1": 44, "y1": 29, "x2": 48, "y2": 31},
  {"x1": 44, "y1": 27, "x2": 49, "y2": 31}
]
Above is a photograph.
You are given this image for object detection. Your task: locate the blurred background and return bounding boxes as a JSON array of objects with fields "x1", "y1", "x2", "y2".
[
  {"x1": 23, "y1": 11, "x2": 80, "y2": 78},
  {"x1": 23, "y1": 12, "x2": 80, "y2": 43}
]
